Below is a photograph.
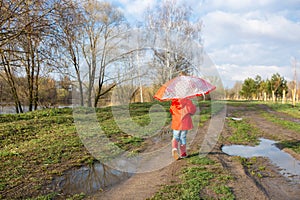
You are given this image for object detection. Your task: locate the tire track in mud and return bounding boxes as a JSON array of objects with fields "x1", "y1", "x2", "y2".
[{"x1": 214, "y1": 152, "x2": 269, "y2": 200}]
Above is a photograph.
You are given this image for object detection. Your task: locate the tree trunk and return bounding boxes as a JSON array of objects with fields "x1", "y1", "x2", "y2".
[
  {"x1": 74, "y1": 57, "x2": 84, "y2": 106},
  {"x1": 282, "y1": 89, "x2": 286, "y2": 104},
  {"x1": 263, "y1": 92, "x2": 267, "y2": 102},
  {"x1": 94, "y1": 83, "x2": 116, "y2": 107},
  {"x1": 1, "y1": 53, "x2": 23, "y2": 113},
  {"x1": 87, "y1": 42, "x2": 97, "y2": 107},
  {"x1": 94, "y1": 38, "x2": 106, "y2": 108},
  {"x1": 25, "y1": 34, "x2": 35, "y2": 112},
  {"x1": 34, "y1": 48, "x2": 40, "y2": 110}
]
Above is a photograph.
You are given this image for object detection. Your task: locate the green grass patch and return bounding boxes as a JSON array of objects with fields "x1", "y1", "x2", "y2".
[
  {"x1": 226, "y1": 118, "x2": 260, "y2": 145},
  {"x1": 276, "y1": 140, "x2": 300, "y2": 154},
  {"x1": 265, "y1": 102, "x2": 300, "y2": 119},
  {"x1": 236, "y1": 157, "x2": 267, "y2": 179},
  {"x1": 226, "y1": 100, "x2": 258, "y2": 108},
  {"x1": 261, "y1": 112, "x2": 300, "y2": 133},
  {"x1": 149, "y1": 156, "x2": 234, "y2": 200}
]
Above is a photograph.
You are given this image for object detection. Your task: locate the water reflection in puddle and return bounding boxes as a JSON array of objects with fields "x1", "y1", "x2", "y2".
[
  {"x1": 50, "y1": 162, "x2": 132, "y2": 196},
  {"x1": 222, "y1": 138, "x2": 300, "y2": 179}
]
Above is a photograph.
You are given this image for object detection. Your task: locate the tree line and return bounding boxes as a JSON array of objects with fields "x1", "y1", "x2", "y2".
[{"x1": 226, "y1": 73, "x2": 299, "y2": 105}]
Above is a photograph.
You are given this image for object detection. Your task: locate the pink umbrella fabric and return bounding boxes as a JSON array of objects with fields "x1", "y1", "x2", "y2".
[{"x1": 154, "y1": 75, "x2": 216, "y2": 101}]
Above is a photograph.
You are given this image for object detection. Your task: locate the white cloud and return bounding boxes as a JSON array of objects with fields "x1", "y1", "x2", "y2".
[
  {"x1": 216, "y1": 63, "x2": 295, "y2": 88},
  {"x1": 200, "y1": 4, "x2": 300, "y2": 87},
  {"x1": 202, "y1": 11, "x2": 300, "y2": 47},
  {"x1": 205, "y1": 0, "x2": 272, "y2": 11},
  {"x1": 200, "y1": 0, "x2": 300, "y2": 14},
  {"x1": 110, "y1": 0, "x2": 158, "y2": 22},
  {"x1": 110, "y1": 0, "x2": 300, "y2": 88}
]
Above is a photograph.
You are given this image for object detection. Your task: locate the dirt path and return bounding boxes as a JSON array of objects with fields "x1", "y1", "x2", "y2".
[
  {"x1": 86, "y1": 104, "x2": 300, "y2": 200},
  {"x1": 89, "y1": 162, "x2": 184, "y2": 200}
]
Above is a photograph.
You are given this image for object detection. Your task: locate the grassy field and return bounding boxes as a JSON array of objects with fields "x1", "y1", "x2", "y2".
[
  {"x1": 1, "y1": 100, "x2": 299, "y2": 199},
  {"x1": 0, "y1": 101, "x2": 171, "y2": 199}
]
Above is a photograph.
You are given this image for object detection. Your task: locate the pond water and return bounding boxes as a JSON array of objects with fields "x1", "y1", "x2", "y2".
[
  {"x1": 0, "y1": 105, "x2": 17, "y2": 114},
  {"x1": 49, "y1": 162, "x2": 132, "y2": 196},
  {"x1": 222, "y1": 138, "x2": 300, "y2": 179},
  {"x1": 0, "y1": 105, "x2": 72, "y2": 114}
]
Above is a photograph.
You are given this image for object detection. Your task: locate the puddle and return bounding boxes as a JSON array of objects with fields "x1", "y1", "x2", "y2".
[
  {"x1": 49, "y1": 162, "x2": 132, "y2": 196},
  {"x1": 222, "y1": 138, "x2": 300, "y2": 179}
]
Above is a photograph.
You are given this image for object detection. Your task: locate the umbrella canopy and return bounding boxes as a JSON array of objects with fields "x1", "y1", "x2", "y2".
[{"x1": 154, "y1": 75, "x2": 216, "y2": 101}]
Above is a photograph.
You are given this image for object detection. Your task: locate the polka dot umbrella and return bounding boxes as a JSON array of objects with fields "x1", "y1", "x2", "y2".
[{"x1": 154, "y1": 75, "x2": 216, "y2": 101}]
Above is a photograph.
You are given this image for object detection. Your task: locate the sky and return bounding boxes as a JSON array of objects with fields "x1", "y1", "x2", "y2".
[{"x1": 109, "y1": 0, "x2": 300, "y2": 88}]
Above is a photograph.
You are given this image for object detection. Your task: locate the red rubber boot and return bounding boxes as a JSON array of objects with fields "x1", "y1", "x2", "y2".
[
  {"x1": 180, "y1": 144, "x2": 187, "y2": 158},
  {"x1": 172, "y1": 139, "x2": 179, "y2": 160}
]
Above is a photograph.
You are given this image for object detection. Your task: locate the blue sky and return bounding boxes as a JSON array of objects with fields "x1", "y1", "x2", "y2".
[{"x1": 109, "y1": 0, "x2": 300, "y2": 88}]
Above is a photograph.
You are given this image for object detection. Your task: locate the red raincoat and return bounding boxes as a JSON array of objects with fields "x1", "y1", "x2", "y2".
[{"x1": 170, "y1": 98, "x2": 196, "y2": 130}]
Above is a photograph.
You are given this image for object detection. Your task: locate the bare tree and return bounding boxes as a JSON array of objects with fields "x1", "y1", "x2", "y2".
[
  {"x1": 0, "y1": 0, "x2": 65, "y2": 112},
  {"x1": 110, "y1": 50, "x2": 150, "y2": 105},
  {"x1": 80, "y1": 0, "x2": 128, "y2": 107},
  {"x1": 226, "y1": 81, "x2": 242, "y2": 100},
  {"x1": 144, "y1": 0, "x2": 202, "y2": 83},
  {"x1": 0, "y1": 0, "x2": 31, "y2": 48},
  {"x1": 54, "y1": 0, "x2": 85, "y2": 106},
  {"x1": 18, "y1": 0, "x2": 59, "y2": 111}
]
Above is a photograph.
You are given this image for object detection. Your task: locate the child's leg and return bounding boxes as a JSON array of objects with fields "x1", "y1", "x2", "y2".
[
  {"x1": 179, "y1": 130, "x2": 188, "y2": 157},
  {"x1": 172, "y1": 130, "x2": 180, "y2": 160},
  {"x1": 172, "y1": 130, "x2": 181, "y2": 147},
  {"x1": 179, "y1": 130, "x2": 187, "y2": 145}
]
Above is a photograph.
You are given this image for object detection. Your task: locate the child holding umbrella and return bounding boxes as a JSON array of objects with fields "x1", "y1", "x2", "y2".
[
  {"x1": 153, "y1": 74, "x2": 215, "y2": 160},
  {"x1": 170, "y1": 98, "x2": 196, "y2": 160}
]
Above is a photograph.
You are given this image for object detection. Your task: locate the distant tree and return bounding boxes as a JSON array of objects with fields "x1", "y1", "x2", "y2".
[
  {"x1": 240, "y1": 78, "x2": 256, "y2": 100},
  {"x1": 259, "y1": 80, "x2": 268, "y2": 101},
  {"x1": 0, "y1": 72, "x2": 14, "y2": 103},
  {"x1": 268, "y1": 73, "x2": 288, "y2": 102},
  {"x1": 230, "y1": 81, "x2": 243, "y2": 100},
  {"x1": 38, "y1": 77, "x2": 57, "y2": 107},
  {"x1": 254, "y1": 75, "x2": 262, "y2": 100},
  {"x1": 57, "y1": 76, "x2": 72, "y2": 104}
]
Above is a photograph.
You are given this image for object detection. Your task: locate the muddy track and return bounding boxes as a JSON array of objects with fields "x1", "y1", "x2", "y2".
[
  {"x1": 225, "y1": 104, "x2": 300, "y2": 200},
  {"x1": 86, "y1": 104, "x2": 300, "y2": 200},
  {"x1": 214, "y1": 152, "x2": 269, "y2": 200}
]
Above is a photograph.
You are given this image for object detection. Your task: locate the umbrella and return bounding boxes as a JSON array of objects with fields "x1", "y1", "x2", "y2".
[{"x1": 154, "y1": 75, "x2": 216, "y2": 101}]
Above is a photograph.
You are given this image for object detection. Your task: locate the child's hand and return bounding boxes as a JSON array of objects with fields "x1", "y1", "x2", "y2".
[{"x1": 172, "y1": 99, "x2": 182, "y2": 109}]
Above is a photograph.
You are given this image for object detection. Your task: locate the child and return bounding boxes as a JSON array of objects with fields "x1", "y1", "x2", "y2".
[{"x1": 170, "y1": 98, "x2": 196, "y2": 160}]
